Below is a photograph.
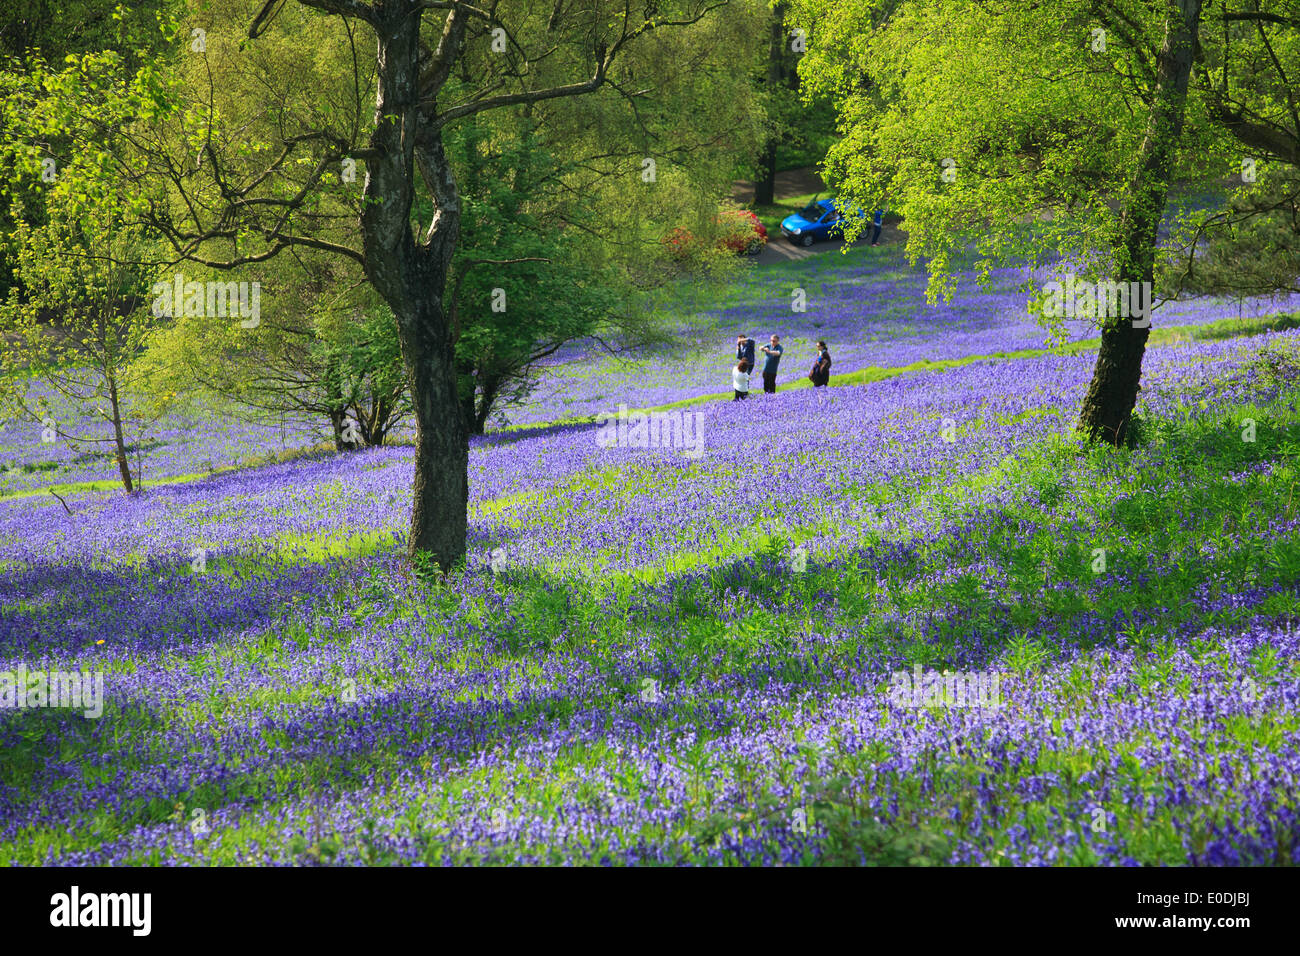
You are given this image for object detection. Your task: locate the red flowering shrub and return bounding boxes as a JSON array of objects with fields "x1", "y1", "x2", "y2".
[
  {"x1": 662, "y1": 209, "x2": 767, "y2": 261},
  {"x1": 718, "y1": 210, "x2": 768, "y2": 255}
]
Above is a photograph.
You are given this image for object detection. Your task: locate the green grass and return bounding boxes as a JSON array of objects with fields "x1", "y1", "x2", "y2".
[
  {"x1": 496, "y1": 312, "x2": 1300, "y2": 436},
  {"x1": 0, "y1": 438, "x2": 403, "y2": 500},
  {"x1": 751, "y1": 190, "x2": 822, "y2": 239},
  {"x1": 0, "y1": 471, "x2": 213, "y2": 501},
  {"x1": 6, "y1": 360, "x2": 1299, "y2": 865},
  {"x1": 6, "y1": 233, "x2": 1300, "y2": 863}
]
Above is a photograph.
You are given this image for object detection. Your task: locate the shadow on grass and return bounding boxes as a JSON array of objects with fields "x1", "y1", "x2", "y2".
[
  {"x1": 0, "y1": 554, "x2": 350, "y2": 657},
  {"x1": 6, "y1": 385, "x2": 1300, "y2": 860}
]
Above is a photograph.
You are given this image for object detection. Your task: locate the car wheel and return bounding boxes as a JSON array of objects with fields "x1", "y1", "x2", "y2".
[{"x1": 800, "y1": 234, "x2": 815, "y2": 247}]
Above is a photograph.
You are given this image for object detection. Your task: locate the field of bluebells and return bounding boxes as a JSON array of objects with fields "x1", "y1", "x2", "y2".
[
  {"x1": 6, "y1": 247, "x2": 1299, "y2": 491},
  {"x1": 3, "y1": 246, "x2": 1300, "y2": 865},
  {"x1": 515, "y1": 247, "x2": 1300, "y2": 425}
]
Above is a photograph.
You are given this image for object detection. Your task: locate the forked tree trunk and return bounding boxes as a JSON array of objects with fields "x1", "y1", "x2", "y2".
[
  {"x1": 471, "y1": 374, "x2": 502, "y2": 436},
  {"x1": 356, "y1": 1, "x2": 471, "y2": 572},
  {"x1": 364, "y1": 393, "x2": 394, "y2": 447},
  {"x1": 283, "y1": 0, "x2": 633, "y2": 570},
  {"x1": 1077, "y1": 0, "x2": 1201, "y2": 446}
]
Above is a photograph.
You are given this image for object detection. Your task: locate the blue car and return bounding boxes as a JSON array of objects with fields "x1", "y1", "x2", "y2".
[{"x1": 780, "y1": 199, "x2": 866, "y2": 246}]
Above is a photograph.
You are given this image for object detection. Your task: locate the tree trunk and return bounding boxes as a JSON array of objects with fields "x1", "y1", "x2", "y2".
[
  {"x1": 366, "y1": 393, "x2": 394, "y2": 447},
  {"x1": 356, "y1": 1, "x2": 470, "y2": 572},
  {"x1": 470, "y1": 374, "x2": 501, "y2": 436},
  {"x1": 329, "y1": 409, "x2": 348, "y2": 451},
  {"x1": 1077, "y1": 323, "x2": 1152, "y2": 445},
  {"x1": 753, "y1": 5, "x2": 786, "y2": 207},
  {"x1": 107, "y1": 373, "x2": 135, "y2": 494},
  {"x1": 401, "y1": 302, "x2": 469, "y2": 570},
  {"x1": 755, "y1": 143, "x2": 778, "y2": 207},
  {"x1": 1077, "y1": 0, "x2": 1201, "y2": 446}
]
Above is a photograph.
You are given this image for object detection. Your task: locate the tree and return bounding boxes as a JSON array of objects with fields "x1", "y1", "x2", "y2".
[
  {"x1": 1077, "y1": 0, "x2": 1202, "y2": 444},
  {"x1": 0, "y1": 1, "x2": 171, "y2": 303},
  {"x1": 792, "y1": 0, "x2": 1230, "y2": 445},
  {"x1": 0, "y1": 191, "x2": 167, "y2": 494},
  {"x1": 1162, "y1": 2, "x2": 1300, "y2": 301},
  {"x1": 139, "y1": 252, "x2": 411, "y2": 450},
  {"x1": 749, "y1": 1, "x2": 846, "y2": 207},
  {"x1": 1163, "y1": 165, "x2": 1300, "y2": 301},
  {"x1": 753, "y1": 2, "x2": 795, "y2": 207},
  {"x1": 0, "y1": 1, "x2": 170, "y2": 62},
  {"x1": 25, "y1": 0, "x2": 762, "y2": 572},
  {"x1": 448, "y1": 118, "x2": 678, "y2": 433}
]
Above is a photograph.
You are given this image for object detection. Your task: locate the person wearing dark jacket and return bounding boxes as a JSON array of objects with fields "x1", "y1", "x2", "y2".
[
  {"x1": 808, "y1": 341, "x2": 832, "y2": 387},
  {"x1": 736, "y1": 334, "x2": 757, "y2": 372}
]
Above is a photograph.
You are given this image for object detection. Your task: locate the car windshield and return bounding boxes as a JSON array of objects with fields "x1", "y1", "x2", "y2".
[{"x1": 798, "y1": 203, "x2": 824, "y2": 221}]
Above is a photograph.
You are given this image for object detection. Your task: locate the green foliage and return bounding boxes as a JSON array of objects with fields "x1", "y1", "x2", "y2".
[
  {"x1": 0, "y1": 0, "x2": 170, "y2": 62},
  {"x1": 1164, "y1": 168, "x2": 1300, "y2": 302},
  {"x1": 7, "y1": 1, "x2": 769, "y2": 440},
  {"x1": 791, "y1": 0, "x2": 1299, "y2": 313},
  {"x1": 0, "y1": 102, "x2": 172, "y2": 490},
  {"x1": 792, "y1": 0, "x2": 1188, "y2": 304},
  {"x1": 0, "y1": 1, "x2": 173, "y2": 300},
  {"x1": 1248, "y1": 338, "x2": 1300, "y2": 390},
  {"x1": 447, "y1": 121, "x2": 646, "y2": 431},
  {"x1": 137, "y1": 252, "x2": 409, "y2": 448}
]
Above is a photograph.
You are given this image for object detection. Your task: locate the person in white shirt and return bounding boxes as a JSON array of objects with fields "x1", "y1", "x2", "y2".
[{"x1": 733, "y1": 360, "x2": 751, "y2": 400}]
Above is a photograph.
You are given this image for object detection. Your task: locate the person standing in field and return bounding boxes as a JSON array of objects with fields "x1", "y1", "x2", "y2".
[
  {"x1": 760, "y1": 334, "x2": 783, "y2": 394},
  {"x1": 870, "y1": 209, "x2": 884, "y2": 246},
  {"x1": 736, "y1": 333, "x2": 756, "y2": 373},
  {"x1": 733, "y1": 360, "x2": 751, "y2": 401},
  {"x1": 809, "y1": 341, "x2": 832, "y2": 387}
]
